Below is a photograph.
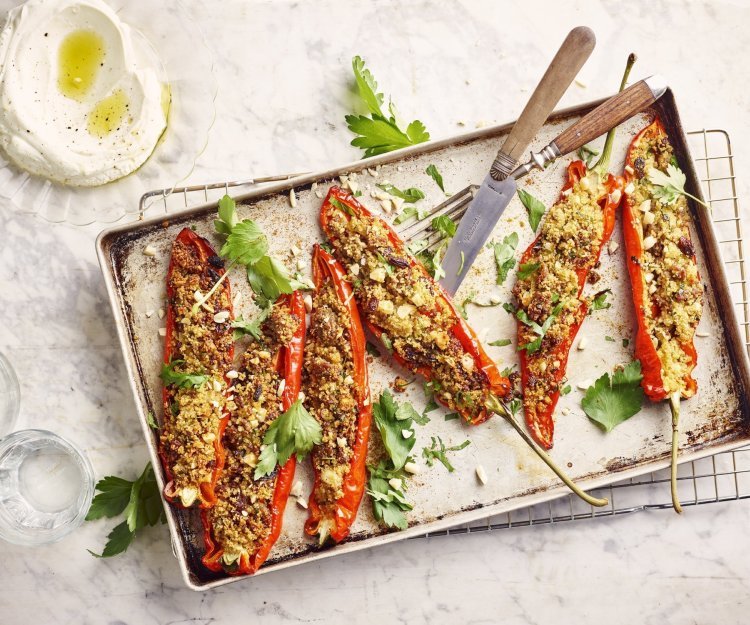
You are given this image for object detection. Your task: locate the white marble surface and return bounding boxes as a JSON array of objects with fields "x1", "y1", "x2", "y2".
[{"x1": 2, "y1": 0, "x2": 750, "y2": 623}]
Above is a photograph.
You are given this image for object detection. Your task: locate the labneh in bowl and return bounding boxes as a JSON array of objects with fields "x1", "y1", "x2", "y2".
[{"x1": 0, "y1": 0, "x2": 216, "y2": 225}]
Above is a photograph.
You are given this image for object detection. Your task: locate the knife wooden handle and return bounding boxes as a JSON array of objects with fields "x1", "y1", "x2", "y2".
[
  {"x1": 552, "y1": 76, "x2": 667, "y2": 156},
  {"x1": 491, "y1": 26, "x2": 595, "y2": 179}
]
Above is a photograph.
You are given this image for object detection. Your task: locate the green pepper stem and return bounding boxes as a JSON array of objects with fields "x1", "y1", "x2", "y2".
[
  {"x1": 486, "y1": 395, "x2": 609, "y2": 507},
  {"x1": 669, "y1": 393, "x2": 683, "y2": 514},
  {"x1": 592, "y1": 53, "x2": 637, "y2": 176}
]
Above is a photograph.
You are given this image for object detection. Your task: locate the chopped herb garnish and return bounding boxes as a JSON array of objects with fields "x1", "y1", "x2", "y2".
[
  {"x1": 425, "y1": 164, "x2": 446, "y2": 193},
  {"x1": 561, "y1": 384, "x2": 572, "y2": 396},
  {"x1": 591, "y1": 290, "x2": 612, "y2": 311},
  {"x1": 232, "y1": 302, "x2": 272, "y2": 340},
  {"x1": 605, "y1": 335, "x2": 616, "y2": 342},
  {"x1": 517, "y1": 188, "x2": 546, "y2": 232},
  {"x1": 372, "y1": 390, "x2": 416, "y2": 470},
  {"x1": 516, "y1": 303, "x2": 563, "y2": 354},
  {"x1": 377, "y1": 183, "x2": 425, "y2": 203},
  {"x1": 517, "y1": 261, "x2": 541, "y2": 280},
  {"x1": 490, "y1": 232, "x2": 519, "y2": 285},
  {"x1": 366, "y1": 341, "x2": 381, "y2": 357},
  {"x1": 394, "y1": 204, "x2": 429, "y2": 225},
  {"x1": 444, "y1": 413, "x2": 460, "y2": 421},
  {"x1": 421, "y1": 436, "x2": 470, "y2": 472},
  {"x1": 489, "y1": 338, "x2": 512, "y2": 347},
  {"x1": 431, "y1": 214, "x2": 457, "y2": 239},
  {"x1": 159, "y1": 360, "x2": 208, "y2": 389},
  {"x1": 367, "y1": 461, "x2": 412, "y2": 530},
  {"x1": 146, "y1": 411, "x2": 159, "y2": 431},
  {"x1": 254, "y1": 400, "x2": 322, "y2": 479}
]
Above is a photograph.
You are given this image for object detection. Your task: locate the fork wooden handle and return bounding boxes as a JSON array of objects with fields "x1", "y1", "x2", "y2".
[
  {"x1": 491, "y1": 26, "x2": 595, "y2": 180},
  {"x1": 551, "y1": 76, "x2": 667, "y2": 156}
]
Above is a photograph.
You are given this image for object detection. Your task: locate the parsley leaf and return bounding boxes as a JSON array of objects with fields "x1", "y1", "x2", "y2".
[
  {"x1": 582, "y1": 361, "x2": 645, "y2": 432},
  {"x1": 421, "y1": 436, "x2": 470, "y2": 472},
  {"x1": 87, "y1": 463, "x2": 166, "y2": 558},
  {"x1": 591, "y1": 290, "x2": 612, "y2": 311},
  {"x1": 431, "y1": 214, "x2": 457, "y2": 239},
  {"x1": 648, "y1": 163, "x2": 709, "y2": 209},
  {"x1": 377, "y1": 183, "x2": 425, "y2": 203},
  {"x1": 159, "y1": 360, "x2": 208, "y2": 389},
  {"x1": 146, "y1": 411, "x2": 159, "y2": 431},
  {"x1": 254, "y1": 400, "x2": 322, "y2": 479},
  {"x1": 372, "y1": 390, "x2": 415, "y2": 470},
  {"x1": 517, "y1": 188, "x2": 546, "y2": 232},
  {"x1": 425, "y1": 164, "x2": 446, "y2": 193},
  {"x1": 517, "y1": 261, "x2": 541, "y2": 280},
  {"x1": 367, "y1": 461, "x2": 412, "y2": 530},
  {"x1": 490, "y1": 232, "x2": 518, "y2": 285},
  {"x1": 232, "y1": 302, "x2": 273, "y2": 340},
  {"x1": 220, "y1": 220, "x2": 268, "y2": 266},
  {"x1": 489, "y1": 338, "x2": 512, "y2": 347},
  {"x1": 346, "y1": 56, "x2": 430, "y2": 157},
  {"x1": 516, "y1": 303, "x2": 563, "y2": 354},
  {"x1": 502, "y1": 302, "x2": 516, "y2": 315},
  {"x1": 214, "y1": 194, "x2": 239, "y2": 235},
  {"x1": 247, "y1": 255, "x2": 306, "y2": 302},
  {"x1": 213, "y1": 195, "x2": 307, "y2": 305}
]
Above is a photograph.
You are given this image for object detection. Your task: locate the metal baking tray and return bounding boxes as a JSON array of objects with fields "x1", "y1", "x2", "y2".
[{"x1": 96, "y1": 89, "x2": 750, "y2": 590}]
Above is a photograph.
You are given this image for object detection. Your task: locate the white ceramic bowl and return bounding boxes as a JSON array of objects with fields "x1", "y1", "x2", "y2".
[{"x1": 0, "y1": 0, "x2": 217, "y2": 225}]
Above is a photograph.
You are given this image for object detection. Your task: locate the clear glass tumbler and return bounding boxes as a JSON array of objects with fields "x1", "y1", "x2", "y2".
[{"x1": 0, "y1": 353, "x2": 94, "y2": 546}]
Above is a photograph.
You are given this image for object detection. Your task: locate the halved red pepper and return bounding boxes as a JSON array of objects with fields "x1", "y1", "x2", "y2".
[
  {"x1": 320, "y1": 186, "x2": 510, "y2": 425},
  {"x1": 201, "y1": 291, "x2": 306, "y2": 575},
  {"x1": 622, "y1": 117, "x2": 699, "y2": 401},
  {"x1": 304, "y1": 244, "x2": 372, "y2": 543},
  {"x1": 517, "y1": 161, "x2": 623, "y2": 449},
  {"x1": 160, "y1": 227, "x2": 233, "y2": 509}
]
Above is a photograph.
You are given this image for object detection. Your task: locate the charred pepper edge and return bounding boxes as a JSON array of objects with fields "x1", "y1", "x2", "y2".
[
  {"x1": 160, "y1": 227, "x2": 234, "y2": 509},
  {"x1": 304, "y1": 244, "x2": 373, "y2": 544},
  {"x1": 200, "y1": 291, "x2": 306, "y2": 575}
]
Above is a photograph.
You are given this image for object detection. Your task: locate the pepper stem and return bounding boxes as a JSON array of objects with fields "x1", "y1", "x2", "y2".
[
  {"x1": 592, "y1": 53, "x2": 637, "y2": 176},
  {"x1": 486, "y1": 394, "x2": 608, "y2": 507},
  {"x1": 669, "y1": 392, "x2": 683, "y2": 514}
]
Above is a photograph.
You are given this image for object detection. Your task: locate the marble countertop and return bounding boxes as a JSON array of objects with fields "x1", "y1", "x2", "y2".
[{"x1": 3, "y1": 0, "x2": 750, "y2": 623}]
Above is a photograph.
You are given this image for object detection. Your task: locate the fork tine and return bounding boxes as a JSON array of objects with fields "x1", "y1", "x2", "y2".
[{"x1": 396, "y1": 185, "x2": 478, "y2": 240}]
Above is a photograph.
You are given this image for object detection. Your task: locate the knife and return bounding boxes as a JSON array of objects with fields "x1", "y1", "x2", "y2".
[{"x1": 439, "y1": 74, "x2": 668, "y2": 295}]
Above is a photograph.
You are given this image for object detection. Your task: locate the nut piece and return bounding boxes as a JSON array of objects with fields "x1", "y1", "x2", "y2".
[
  {"x1": 643, "y1": 235, "x2": 657, "y2": 250},
  {"x1": 143, "y1": 244, "x2": 158, "y2": 257},
  {"x1": 404, "y1": 461, "x2": 420, "y2": 475},
  {"x1": 303, "y1": 294, "x2": 313, "y2": 312},
  {"x1": 577, "y1": 337, "x2": 588, "y2": 351},
  {"x1": 289, "y1": 189, "x2": 297, "y2": 208},
  {"x1": 369, "y1": 267, "x2": 387, "y2": 283},
  {"x1": 475, "y1": 465, "x2": 488, "y2": 485}
]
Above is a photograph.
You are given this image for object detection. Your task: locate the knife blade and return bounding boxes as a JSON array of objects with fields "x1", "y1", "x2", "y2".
[{"x1": 439, "y1": 174, "x2": 517, "y2": 295}]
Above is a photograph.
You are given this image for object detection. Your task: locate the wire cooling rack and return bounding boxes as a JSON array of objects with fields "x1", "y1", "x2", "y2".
[{"x1": 139, "y1": 129, "x2": 749, "y2": 532}]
